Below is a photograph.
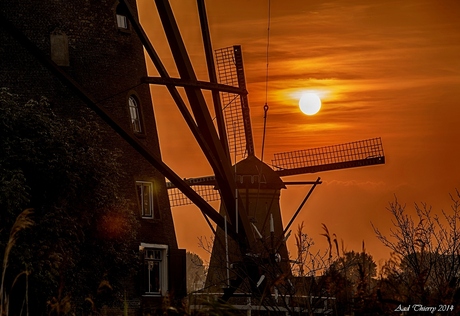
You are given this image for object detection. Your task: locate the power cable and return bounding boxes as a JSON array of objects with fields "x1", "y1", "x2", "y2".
[{"x1": 261, "y1": 0, "x2": 271, "y2": 162}]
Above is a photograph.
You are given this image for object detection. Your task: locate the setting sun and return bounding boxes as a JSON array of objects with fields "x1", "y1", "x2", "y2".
[{"x1": 299, "y1": 93, "x2": 321, "y2": 115}]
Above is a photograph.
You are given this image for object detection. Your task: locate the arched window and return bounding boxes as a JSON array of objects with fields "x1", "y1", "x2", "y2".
[
  {"x1": 128, "y1": 95, "x2": 142, "y2": 133},
  {"x1": 116, "y1": 3, "x2": 128, "y2": 29}
]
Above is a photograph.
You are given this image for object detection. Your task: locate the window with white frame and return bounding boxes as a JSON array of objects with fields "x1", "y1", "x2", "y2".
[
  {"x1": 128, "y1": 96, "x2": 142, "y2": 133},
  {"x1": 141, "y1": 243, "x2": 168, "y2": 296},
  {"x1": 136, "y1": 181, "x2": 154, "y2": 218}
]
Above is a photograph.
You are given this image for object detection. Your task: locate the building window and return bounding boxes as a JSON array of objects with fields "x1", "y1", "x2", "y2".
[
  {"x1": 50, "y1": 30, "x2": 69, "y2": 66},
  {"x1": 128, "y1": 95, "x2": 142, "y2": 133},
  {"x1": 141, "y1": 243, "x2": 168, "y2": 296},
  {"x1": 116, "y1": 4, "x2": 129, "y2": 29},
  {"x1": 136, "y1": 181, "x2": 154, "y2": 218},
  {"x1": 116, "y1": 14, "x2": 128, "y2": 29}
]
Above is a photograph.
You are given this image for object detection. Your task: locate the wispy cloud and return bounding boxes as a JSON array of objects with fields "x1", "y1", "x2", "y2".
[{"x1": 138, "y1": 0, "x2": 460, "y2": 261}]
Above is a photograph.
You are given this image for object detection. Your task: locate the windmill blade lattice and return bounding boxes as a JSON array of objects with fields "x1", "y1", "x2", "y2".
[
  {"x1": 215, "y1": 46, "x2": 254, "y2": 158},
  {"x1": 166, "y1": 176, "x2": 219, "y2": 207},
  {"x1": 272, "y1": 137, "x2": 385, "y2": 177}
]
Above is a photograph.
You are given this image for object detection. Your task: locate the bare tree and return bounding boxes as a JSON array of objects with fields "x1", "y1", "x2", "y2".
[
  {"x1": 373, "y1": 192, "x2": 460, "y2": 312},
  {"x1": 186, "y1": 252, "x2": 207, "y2": 294}
]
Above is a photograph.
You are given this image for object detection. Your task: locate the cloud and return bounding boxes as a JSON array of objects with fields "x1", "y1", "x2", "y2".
[{"x1": 325, "y1": 179, "x2": 386, "y2": 190}]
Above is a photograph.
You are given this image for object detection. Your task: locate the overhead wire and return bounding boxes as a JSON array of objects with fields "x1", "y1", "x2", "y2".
[
  {"x1": 253, "y1": 0, "x2": 272, "y2": 218},
  {"x1": 260, "y1": 0, "x2": 271, "y2": 162},
  {"x1": 264, "y1": 0, "x2": 271, "y2": 106}
]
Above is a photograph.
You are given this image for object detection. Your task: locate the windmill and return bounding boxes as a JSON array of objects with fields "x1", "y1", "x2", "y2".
[
  {"x1": 2, "y1": 0, "x2": 384, "y2": 307},
  {"x1": 165, "y1": 44, "x2": 385, "y2": 300}
]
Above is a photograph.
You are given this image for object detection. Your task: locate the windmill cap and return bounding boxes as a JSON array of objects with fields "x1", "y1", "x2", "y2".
[{"x1": 234, "y1": 155, "x2": 286, "y2": 189}]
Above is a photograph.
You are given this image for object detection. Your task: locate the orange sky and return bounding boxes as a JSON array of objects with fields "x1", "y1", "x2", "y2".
[{"x1": 137, "y1": 0, "x2": 460, "y2": 267}]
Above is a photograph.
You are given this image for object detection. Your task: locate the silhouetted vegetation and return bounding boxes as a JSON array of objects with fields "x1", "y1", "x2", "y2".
[
  {"x1": 187, "y1": 252, "x2": 207, "y2": 294},
  {"x1": 373, "y1": 193, "x2": 460, "y2": 314},
  {"x1": 0, "y1": 89, "x2": 138, "y2": 314},
  {"x1": 191, "y1": 192, "x2": 460, "y2": 316}
]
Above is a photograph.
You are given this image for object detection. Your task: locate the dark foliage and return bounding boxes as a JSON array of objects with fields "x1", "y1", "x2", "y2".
[{"x1": 0, "y1": 88, "x2": 138, "y2": 314}]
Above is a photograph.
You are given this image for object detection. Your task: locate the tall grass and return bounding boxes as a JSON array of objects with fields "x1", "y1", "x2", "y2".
[{"x1": 0, "y1": 208, "x2": 34, "y2": 315}]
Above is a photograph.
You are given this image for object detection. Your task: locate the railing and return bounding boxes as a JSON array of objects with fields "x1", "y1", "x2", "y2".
[{"x1": 188, "y1": 292, "x2": 335, "y2": 315}]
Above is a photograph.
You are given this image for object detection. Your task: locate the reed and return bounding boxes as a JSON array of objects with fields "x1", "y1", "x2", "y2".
[{"x1": 0, "y1": 208, "x2": 34, "y2": 315}]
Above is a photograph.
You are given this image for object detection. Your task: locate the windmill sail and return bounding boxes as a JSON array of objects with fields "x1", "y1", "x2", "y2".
[
  {"x1": 272, "y1": 137, "x2": 385, "y2": 177},
  {"x1": 166, "y1": 178, "x2": 220, "y2": 207},
  {"x1": 166, "y1": 138, "x2": 384, "y2": 206},
  {"x1": 215, "y1": 45, "x2": 254, "y2": 158}
]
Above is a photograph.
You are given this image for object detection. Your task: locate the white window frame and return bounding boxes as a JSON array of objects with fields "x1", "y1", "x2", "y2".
[
  {"x1": 128, "y1": 96, "x2": 142, "y2": 133},
  {"x1": 136, "y1": 181, "x2": 154, "y2": 218},
  {"x1": 116, "y1": 14, "x2": 128, "y2": 29},
  {"x1": 140, "y1": 243, "x2": 168, "y2": 296}
]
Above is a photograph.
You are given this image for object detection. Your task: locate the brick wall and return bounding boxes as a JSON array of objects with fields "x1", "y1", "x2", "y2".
[{"x1": 1, "y1": 0, "x2": 184, "y2": 310}]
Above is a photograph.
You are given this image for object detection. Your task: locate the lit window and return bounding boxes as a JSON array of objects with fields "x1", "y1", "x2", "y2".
[
  {"x1": 141, "y1": 243, "x2": 168, "y2": 296},
  {"x1": 136, "y1": 181, "x2": 154, "y2": 218},
  {"x1": 128, "y1": 96, "x2": 142, "y2": 133}
]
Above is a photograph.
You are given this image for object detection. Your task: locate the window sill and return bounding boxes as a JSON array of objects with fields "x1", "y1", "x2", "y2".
[
  {"x1": 141, "y1": 216, "x2": 154, "y2": 220},
  {"x1": 142, "y1": 294, "x2": 162, "y2": 298},
  {"x1": 141, "y1": 217, "x2": 162, "y2": 222},
  {"x1": 117, "y1": 27, "x2": 131, "y2": 34}
]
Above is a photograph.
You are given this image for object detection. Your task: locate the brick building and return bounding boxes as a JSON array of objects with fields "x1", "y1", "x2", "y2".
[{"x1": 0, "y1": 0, "x2": 185, "y2": 314}]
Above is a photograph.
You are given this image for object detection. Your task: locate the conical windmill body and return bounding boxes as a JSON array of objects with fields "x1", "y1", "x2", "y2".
[{"x1": 205, "y1": 155, "x2": 290, "y2": 293}]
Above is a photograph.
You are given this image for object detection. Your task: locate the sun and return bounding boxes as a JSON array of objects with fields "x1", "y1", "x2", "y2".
[{"x1": 299, "y1": 93, "x2": 321, "y2": 115}]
